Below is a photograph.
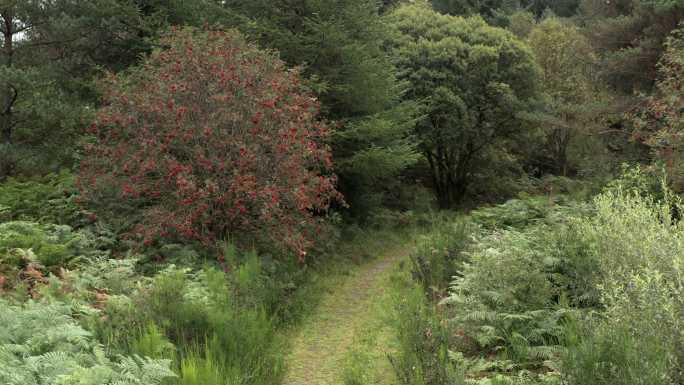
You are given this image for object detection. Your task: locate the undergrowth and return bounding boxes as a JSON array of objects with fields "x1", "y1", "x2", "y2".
[{"x1": 388, "y1": 167, "x2": 684, "y2": 385}]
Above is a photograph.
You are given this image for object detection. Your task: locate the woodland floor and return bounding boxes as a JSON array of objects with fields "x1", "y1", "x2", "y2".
[{"x1": 281, "y1": 245, "x2": 411, "y2": 385}]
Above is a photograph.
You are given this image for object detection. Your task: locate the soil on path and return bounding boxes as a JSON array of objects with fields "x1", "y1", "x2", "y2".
[{"x1": 281, "y1": 246, "x2": 410, "y2": 385}]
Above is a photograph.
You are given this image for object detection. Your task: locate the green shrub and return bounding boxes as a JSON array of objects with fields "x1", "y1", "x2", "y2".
[
  {"x1": 0, "y1": 299, "x2": 176, "y2": 385},
  {"x1": 442, "y1": 228, "x2": 568, "y2": 369},
  {"x1": 543, "y1": 222, "x2": 600, "y2": 308},
  {"x1": 0, "y1": 172, "x2": 81, "y2": 225},
  {"x1": 93, "y1": 262, "x2": 285, "y2": 385},
  {"x1": 130, "y1": 323, "x2": 176, "y2": 360},
  {"x1": 563, "y1": 315, "x2": 671, "y2": 385},
  {"x1": 469, "y1": 198, "x2": 551, "y2": 230},
  {"x1": 0, "y1": 221, "x2": 110, "y2": 271},
  {"x1": 177, "y1": 339, "x2": 242, "y2": 385},
  {"x1": 561, "y1": 188, "x2": 684, "y2": 385},
  {"x1": 602, "y1": 163, "x2": 668, "y2": 199}
]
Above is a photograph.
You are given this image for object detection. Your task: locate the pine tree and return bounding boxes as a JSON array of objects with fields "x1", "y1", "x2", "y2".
[{"x1": 222, "y1": 0, "x2": 419, "y2": 219}]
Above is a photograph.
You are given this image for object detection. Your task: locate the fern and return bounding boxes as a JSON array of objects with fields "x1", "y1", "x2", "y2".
[{"x1": 0, "y1": 299, "x2": 176, "y2": 385}]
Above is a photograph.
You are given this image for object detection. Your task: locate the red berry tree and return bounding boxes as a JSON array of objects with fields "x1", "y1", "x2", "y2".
[{"x1": 79, "y1": 28, "x2": 342, "y2": 259}]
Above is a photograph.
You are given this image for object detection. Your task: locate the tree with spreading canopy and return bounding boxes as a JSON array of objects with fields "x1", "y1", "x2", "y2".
[{"x1": 386, "y1": 2, "x2": 540, "y2": 208}]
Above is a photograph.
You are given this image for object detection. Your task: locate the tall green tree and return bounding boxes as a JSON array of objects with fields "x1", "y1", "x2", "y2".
[
  {"x1": 0, "y1": 0, "x2": 143, "y2": 177},
  {"x1": 222, "y1": 0, "x2": 419, "y2": 219},
  {"x1": 386, "y1": 2, "x2": 540, "y2": 208},
  {"x1": 528, "y1": 17, "x2": 610, "y2": 176}
]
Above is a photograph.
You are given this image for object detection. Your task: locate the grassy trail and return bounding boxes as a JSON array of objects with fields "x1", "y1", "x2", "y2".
[{"x1": 281, "y1": 246, "x2": 410, "y2": 385}]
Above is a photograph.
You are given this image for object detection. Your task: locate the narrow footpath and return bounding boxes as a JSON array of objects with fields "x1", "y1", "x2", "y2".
[{"x1": 281, "y1": 246, "x2": 411, "y2": 385}]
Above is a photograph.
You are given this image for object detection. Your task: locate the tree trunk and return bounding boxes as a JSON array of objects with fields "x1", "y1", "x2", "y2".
[{"x1": 427, "y1": 147, "x2": 469, "y2": 210}]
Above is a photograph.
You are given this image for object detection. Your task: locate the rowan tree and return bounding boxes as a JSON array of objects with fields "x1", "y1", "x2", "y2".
[{"x1": 79, "y1": 28, "x2": 342, "y2": 259}]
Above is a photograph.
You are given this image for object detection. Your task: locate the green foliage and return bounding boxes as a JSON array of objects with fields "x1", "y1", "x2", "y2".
[
  {"x1": 92, "y1": 262, "x2": 284, "y2": 385},
  {"x1": 528, "y1": 17, "x2": 611, "y2": 176},
  {"x1": 0, "y1": 299, "x2": 176, "y2": 385},
  {"x1": 177, "y1": 340, "x2": 242, "y2": 385},
  {"x1": 562, "y1": 317, "x2": 671, "y2": 385},
  {"x1": 389, "y1": 273, "x2": 465, "y2": 385},
  {"x1": 579, "y1": 0, "x2": 684, "y2": 93},
  {"x1": 507, "y1": 11, "x2": 536, "y2": 38},
  {"x1": 400, "y1": 195, "x2": 590, "y2": 383},
  {"x1": 427, "y1": 181, "x2": 684, "y2": 383},
  {"x1": 224, "y1": 0, "x2": 419, "y2": 219},
  {"x1": 0, "y1": 0, "x2": 228, "y2": 177},
  {"x1": 431, "y1": 0, "x2": 518, "y2": 25},
  {"x1": 561, "y1": 187, "x2": 684, "y2": 384},
  {"x1": 602, "y1": 163, "x2": 668, "y2": 198},
  {"x1": 410, "y1": 216, "x2": 472, "y2": 297},
  {"x1": 469, "y1": 198, "x2": 550, "y2": 229},
  {"x1": 0, "y1": 221, "x2": 108, "y2": 268},
  {"x1": 0, "y1": 172, "x2": 81, "y2": 225},
  {"x1": 628, "y1": 24, "x2": 684, "y2": 190},
  {"x1": 442, "y1": 228, "x2": 569, "y2": 369},
  {"x1": 432, "y1": 0, "x2": 581, "y2": 24},
  {"x1": 386, "y1": 3, "x2": 540, "y2": 207},
  {"x1": 130, "y1": 324, "x2": 176, "y2": 360}
]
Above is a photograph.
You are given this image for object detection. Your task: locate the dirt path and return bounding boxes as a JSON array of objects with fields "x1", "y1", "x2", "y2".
[{"x1": 281, "y1": 246, "x2": 410, "y2": 385}]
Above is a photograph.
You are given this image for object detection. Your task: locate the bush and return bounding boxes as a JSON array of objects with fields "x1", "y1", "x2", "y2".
[
  {"x1": 442, "y1": 228, "x2": 568, "y2": 369},
  {"x1": 561, "y1": 188, "x2": 684, "y2": 384},
  {"x1": 0, "y1": 221, "x2": 111, "y2": 292},
  {"x1": 0, "y1": 299, "x2": 176, "y2": 385},
  {"x1": 563, "y1": 314, "x2": 672, "y2": 385},
  {"x1": 90, "y1": 262, "x2": 284, "y2": 385},
  {"x1": 544, "y1": 222, "x2": 600, "y2": 308},
  {"x1": 0, "y1": 172, "x2": 81, "y2": 225},
  {"x1": 402, "y1": 179, "x2": 684, "y2": 384},
  {"x1": 468, "y1": 198, "x2": 551, "y2": 230},
  {"x1": 79, "y1": 27, "x2": 341, "y2": 259}
]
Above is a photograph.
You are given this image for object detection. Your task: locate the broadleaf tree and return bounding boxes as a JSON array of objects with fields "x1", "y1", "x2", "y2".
[
  {"x1": 386, "y1": 2, "x2": 540, "y2": 208},
  {"x1": 528, "y1": 17, "x2": 611, "y2": 176}
]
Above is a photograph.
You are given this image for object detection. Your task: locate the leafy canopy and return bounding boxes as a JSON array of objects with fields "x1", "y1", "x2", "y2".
[
  {"x1": 79, "y1": 27, "x2": 341, "y2": 259},
  {"x1": 223, "y1": 0, "x2": 420, "y2": 219},
  {"x1": 386, "y1": 2, "x2": 540, "y2": 207}
]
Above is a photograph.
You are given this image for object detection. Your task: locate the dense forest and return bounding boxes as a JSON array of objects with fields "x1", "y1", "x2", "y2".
[{"x1": 0, "y1": 0, "x2": 683, "y2": 384}]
